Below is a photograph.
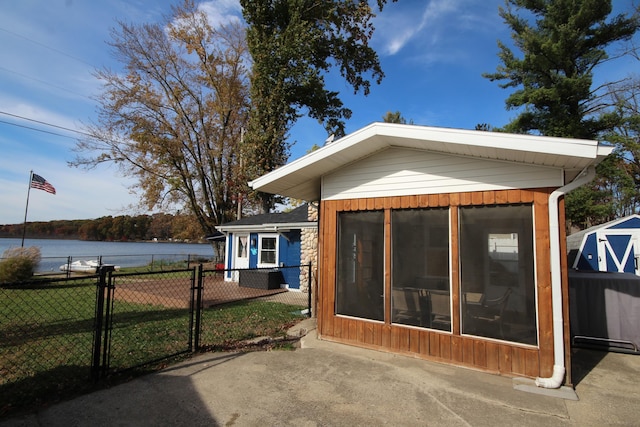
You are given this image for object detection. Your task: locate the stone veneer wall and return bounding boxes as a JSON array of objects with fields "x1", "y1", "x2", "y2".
[{"x1": 299, "y1": 203, "x2": 318, "y2": 301}]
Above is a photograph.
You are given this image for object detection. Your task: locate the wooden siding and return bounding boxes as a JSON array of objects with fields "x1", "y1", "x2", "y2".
[
  {"x1": 317, "y1": 188, "x2": 561, "y2": 379},
  {"x1": 322, "y1": 148, "x2": 563, "y2": 200}
]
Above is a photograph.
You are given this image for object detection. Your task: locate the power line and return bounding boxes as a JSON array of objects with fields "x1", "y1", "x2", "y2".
[
  {"x1": 0, "y1": 110, "x2": 94, "y2": 139},
  {"x1": 0, "y1": 26, "x2": 97, "y2": 103},
  {"x1": 0, "y1": 119, "x2": 77, "y2": 140},
  {"x1": 0, "y1": 111, "x2": 131, "y2": 149},
  {"x1": 0, "y1": 66, "x2": 91, "y2": 100},
  {"x1": 0, "y1": 26, "x2": 95, "y2": 67}
]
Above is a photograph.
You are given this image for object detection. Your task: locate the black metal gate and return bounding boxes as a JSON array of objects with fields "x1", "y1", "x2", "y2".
[
  {"x1": 91, "y1": 264, "x2": 312, "y2": 380},
  {"x1": 92, "y1": 265, "x2": 199, "y2": 380}
]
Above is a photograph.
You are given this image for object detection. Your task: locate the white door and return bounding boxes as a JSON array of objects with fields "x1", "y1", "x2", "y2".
[
  {"x1": 233, "y1": 234, "x2": 249, "y2": 281},
  {"x1": 596, "y1": 230, "x2": 639, "y2": 274}
]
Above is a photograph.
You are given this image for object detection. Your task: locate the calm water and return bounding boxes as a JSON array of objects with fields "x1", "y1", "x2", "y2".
[{"x1": 0, "y1": 238, "x2": 218, "y2": 272}]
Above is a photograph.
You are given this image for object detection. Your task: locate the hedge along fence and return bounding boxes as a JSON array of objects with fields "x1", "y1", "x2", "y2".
[
  {"x1": 0, "y1": 246, "x2": 41, "y2": 283},
  {"x1": 0, "y1": 264, "x2": 312, "y2": 419}
]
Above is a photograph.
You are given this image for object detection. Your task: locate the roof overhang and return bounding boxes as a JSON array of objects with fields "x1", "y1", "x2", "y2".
[
  {"x1": 250, "y1": 122, "x2": 614, "y2": 201},
  {"x1": 216, "y1": 222, "x2": 317, "y2": 234}
]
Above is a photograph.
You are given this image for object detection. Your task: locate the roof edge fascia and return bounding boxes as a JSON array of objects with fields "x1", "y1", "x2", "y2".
[
  {"x1": 249, "y1": 123, "x2": 607, "y2": 192},
  {"x1": 216, "y1": 222, "x2": 317, "y2": 233}
]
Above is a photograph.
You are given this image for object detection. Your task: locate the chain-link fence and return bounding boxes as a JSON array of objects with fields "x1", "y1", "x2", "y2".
[
  {"x1": 198, "y1": 266, "x2": 312, "y2": 350},
  {"x1": 99, "y1": 268, "x2": 198, "y2": 377},
  {"x1": 0, "y1": 274, "x2": 100, "y2": 415},
  {"x1": 0, "y1": 264, "x2": 311, "y2": 419}
]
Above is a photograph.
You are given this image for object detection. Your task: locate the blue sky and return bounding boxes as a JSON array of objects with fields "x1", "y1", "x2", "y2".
[{"x1": 1, "y1": 0, "x2": 637, "y2": 224}]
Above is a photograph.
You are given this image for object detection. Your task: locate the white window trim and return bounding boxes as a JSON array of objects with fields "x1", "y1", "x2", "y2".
[{"x1": 258, "y1": 233, "x2": 279, "y2": 268}]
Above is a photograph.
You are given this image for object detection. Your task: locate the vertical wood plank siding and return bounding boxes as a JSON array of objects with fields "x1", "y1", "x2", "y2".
[{"x1": 317, "y1": 188, "x2": 562, "y2": 379}]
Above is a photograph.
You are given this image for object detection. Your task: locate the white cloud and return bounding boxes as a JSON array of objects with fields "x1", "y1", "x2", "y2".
[
  {"x1": 0, "y1": 159, "x2": 143, "y2": 224},
  {"x1": 198, "y1": 0, "x2": 243, "y2": 28},
  {"x1": 378, "y1": 0, "x2": 462, "y2": 55},
  {"x1": 375, "y1": 0, "x2": 504, "y2": 69},
  {"x1": 0, "y1": 100, "x2": 86, "y2": 155},
  {"x1": 0, "y1": 1, "x2": 195, "y2": 225}
]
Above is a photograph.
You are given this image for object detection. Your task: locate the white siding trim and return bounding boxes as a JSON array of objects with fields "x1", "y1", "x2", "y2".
[{"x1": 322, "y1": 148, "x2": 563, "y2": 200}]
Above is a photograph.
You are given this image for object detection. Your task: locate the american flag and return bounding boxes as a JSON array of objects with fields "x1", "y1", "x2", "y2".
[{"x1": 31, "y1": 173, "x2": 56, "y2": 195}]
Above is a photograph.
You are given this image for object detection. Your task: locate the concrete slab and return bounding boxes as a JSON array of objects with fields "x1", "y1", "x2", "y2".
[
  {"x1": 512, "y1": 378, "x2": 579, "y2": 401},
  {"x1": 1, "y1": 321, "x2": 639, "y2": 426}
]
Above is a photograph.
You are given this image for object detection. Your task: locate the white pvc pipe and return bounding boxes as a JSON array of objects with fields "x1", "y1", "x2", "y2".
[{"x1": 536, "y1": 166, "x2": 595, "y2": 388}]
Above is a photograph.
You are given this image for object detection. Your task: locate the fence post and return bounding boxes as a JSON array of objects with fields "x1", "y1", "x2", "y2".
[
  {"x1": 307, "y1": 263, "x2": 312, "y2": 318},
  {"x1": 192, "y1": 264, "x2": 204, "y2": 351},
  {"x1": 91, "y1": 265, "x2": 115, "y2": 382},
  {"x1": 101, "y1": 266, "x2": 116, "y2": 379}
]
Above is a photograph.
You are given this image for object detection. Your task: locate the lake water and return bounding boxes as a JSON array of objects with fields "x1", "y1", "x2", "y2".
[{"x1": 0, "y1": 238, "x2": 220, "y2": 273}]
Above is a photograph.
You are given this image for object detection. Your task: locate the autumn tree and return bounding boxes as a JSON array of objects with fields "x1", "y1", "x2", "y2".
[
  {"x1": 484, "y1": 0, "x2": 639, "y2": 227},
  {"x1": 240, "y1": 0, "x2": 397, "y2": 212},
  {"x1": 382, "y1": 111, "x2": 413, "y2": 124},
  {"x1": 72, "y1": 1, "x2": 250, "y2": 236}
]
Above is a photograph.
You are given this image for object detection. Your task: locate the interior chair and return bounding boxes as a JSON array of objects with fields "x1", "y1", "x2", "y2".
[
  {"x1": 392, "y1": 287, "x2": 424, "y2": 326},
  {"x1": 427, "y1": 290, "x2": 451, "y2": 330},
  {"x1": 465, "y1": 287, "x2": 512, "y2": 338}
]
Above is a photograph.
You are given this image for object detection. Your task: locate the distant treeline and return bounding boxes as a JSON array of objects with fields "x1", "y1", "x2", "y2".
[{"x1": 0, "y1": 213, "x2": 205, "y2": 242}]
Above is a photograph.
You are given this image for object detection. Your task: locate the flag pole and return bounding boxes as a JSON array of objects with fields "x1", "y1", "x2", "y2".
[{"x1": 21, "y1": 170, "x2": 33, "y2": 248}]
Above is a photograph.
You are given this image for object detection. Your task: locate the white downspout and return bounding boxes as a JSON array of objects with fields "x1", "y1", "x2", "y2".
[{"x1": 536, "y1": 166, "x2": 596, "y2": 388}]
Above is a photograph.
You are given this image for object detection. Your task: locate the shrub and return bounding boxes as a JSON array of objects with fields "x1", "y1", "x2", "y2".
[{"x1": 0, "y1": 246, "x2": 41, "y2": 283}]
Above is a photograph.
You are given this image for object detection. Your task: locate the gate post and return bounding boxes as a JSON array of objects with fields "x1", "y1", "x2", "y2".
[
  {"x1": 91, "y1": 265, "x2": 115, "y2": 382},
  {"x1": 192, "y1": 264, "x2": 204, "y2": 351}
]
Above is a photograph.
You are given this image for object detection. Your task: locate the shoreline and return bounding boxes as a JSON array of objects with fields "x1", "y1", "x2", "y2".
[{"x1": 0, "y1": 237, "x2": 212, "y2": 244}]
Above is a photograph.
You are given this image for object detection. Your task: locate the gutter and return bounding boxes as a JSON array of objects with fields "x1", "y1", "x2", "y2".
[{"x1": 536, "y1": 166, "x2": 595, "y2": 389}]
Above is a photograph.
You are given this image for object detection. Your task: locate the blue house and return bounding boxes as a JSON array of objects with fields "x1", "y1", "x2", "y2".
[
  {"x1": 567, "y1": 214, "x2": 640, "y2": 275},
  {"x1": 215, "y1": 204, "x2": 317, "y2": 290}
]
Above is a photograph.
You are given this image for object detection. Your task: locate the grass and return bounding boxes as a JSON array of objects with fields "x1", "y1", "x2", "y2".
[
  {"x1": 199, "y1": 300, "x2": 305, "y2": 349},
  {"x1": 0, "y1": 279, "x2": 305, "y2": 420}
]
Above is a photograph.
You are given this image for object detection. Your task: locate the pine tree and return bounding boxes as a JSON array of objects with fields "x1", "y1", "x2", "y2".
[{"x1": 485, "y1": 0, "x2": 639, "y2": 227}]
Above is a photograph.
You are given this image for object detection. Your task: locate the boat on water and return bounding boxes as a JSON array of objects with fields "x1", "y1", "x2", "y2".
[{"x1": 59, "y1": 260, "x2": 120, "y2": 273}]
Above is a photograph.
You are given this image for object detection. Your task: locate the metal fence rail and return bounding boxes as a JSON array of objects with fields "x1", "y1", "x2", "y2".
[
  {"x1": 0, "y1": 264, "x2": 312, "y2": 419},
  {"x1": 38, "y1": 253, "x2": 213, "y2": 277}
]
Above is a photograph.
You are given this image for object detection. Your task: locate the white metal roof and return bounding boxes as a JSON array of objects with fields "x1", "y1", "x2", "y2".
[{"x1": 250, "y1": 122, "x2": 614, "y2": 201}]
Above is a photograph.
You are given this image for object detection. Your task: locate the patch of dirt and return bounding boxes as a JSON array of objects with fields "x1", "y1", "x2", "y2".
[{"x1": 111, "y1": 274, "x2": 288, "y2": 308}]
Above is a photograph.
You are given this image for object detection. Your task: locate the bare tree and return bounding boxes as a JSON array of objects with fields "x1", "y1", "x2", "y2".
[{"x1": 71, "y1": 1, "x2": 250, "y2": 235}]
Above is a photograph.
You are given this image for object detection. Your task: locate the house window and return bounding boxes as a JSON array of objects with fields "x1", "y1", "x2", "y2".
[
  {"x1": 336, "y1": 211, "x2": 384, "y2": 321},
  {"x1": 259, "y1": 235, "x2": 277, "y2": 266},
  {"x1": 392, "y1": 208, "x2": 450, "y2": 330},
  {"x1": 459, "y1": 205, "x2": 538, "y2": 345}
]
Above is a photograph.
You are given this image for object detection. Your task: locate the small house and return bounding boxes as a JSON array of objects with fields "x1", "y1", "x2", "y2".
[
  {"x1": 215, "y1": 204, "x2": 317, "y2": 291},
  {"x1": 249, "y1": 123, "x2": 612, "y2": 388},
  {"x1": 567, "y1": 214, "x2": 640, "y2": 275}
]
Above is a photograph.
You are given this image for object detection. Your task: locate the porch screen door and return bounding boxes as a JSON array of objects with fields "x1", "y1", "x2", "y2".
[{"x1": 335, "y1": 211, "x2": 384, "y2": 321}]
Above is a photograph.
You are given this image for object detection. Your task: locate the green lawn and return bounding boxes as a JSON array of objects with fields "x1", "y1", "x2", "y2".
[{"x1": 0, "y1": 280, "x2": 305, "y2": 419}]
